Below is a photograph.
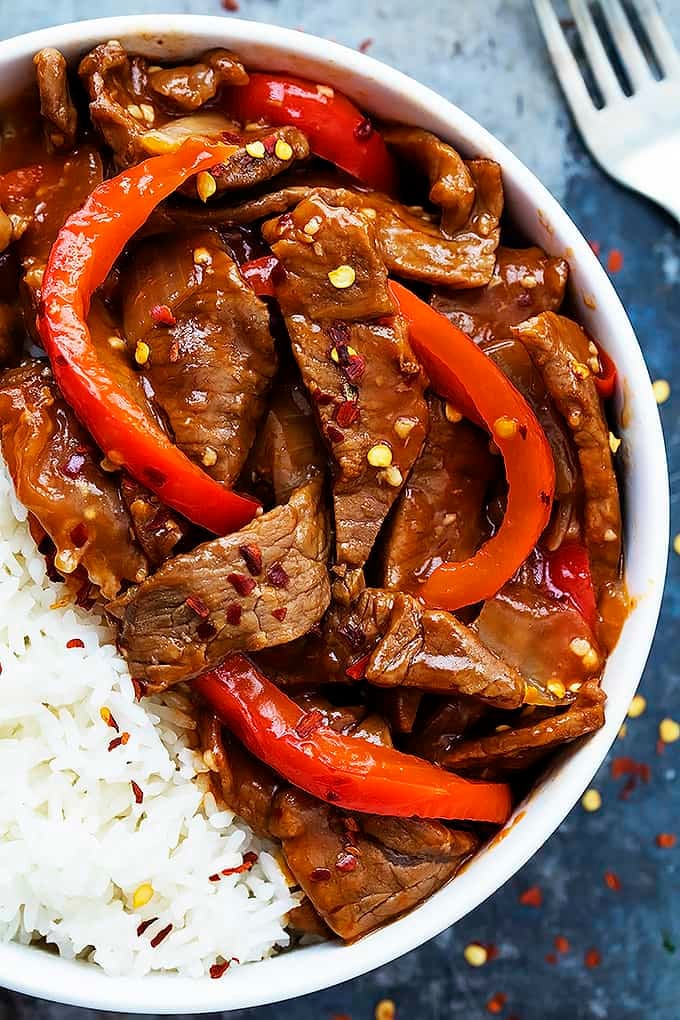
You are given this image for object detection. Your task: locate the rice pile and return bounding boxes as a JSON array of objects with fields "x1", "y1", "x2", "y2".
[{"x1": 0, "y1": 460, "x2": 297, "y2": 977}]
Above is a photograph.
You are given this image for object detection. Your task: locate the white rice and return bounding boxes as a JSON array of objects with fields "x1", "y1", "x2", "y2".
[{"x1": 0, "y1": 460, "x2": 297, "y2": 977}]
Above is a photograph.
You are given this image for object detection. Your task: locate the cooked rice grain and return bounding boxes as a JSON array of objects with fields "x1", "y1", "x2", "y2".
[{"x1": 0, "y1": 460, "x2": 296, "y2": 976}]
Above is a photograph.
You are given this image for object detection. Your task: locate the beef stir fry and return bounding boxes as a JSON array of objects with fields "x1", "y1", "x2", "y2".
[{"x1": 0, "y1": 43, "x2": 627, "y2": 943}]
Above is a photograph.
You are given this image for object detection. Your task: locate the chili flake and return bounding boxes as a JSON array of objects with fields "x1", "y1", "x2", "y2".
[
  {"x1": 486, "y1": 993, "x2": 507, "y2": 1014},
  {"x1": 607, "y1": 248, "x2": 624, "y2": 273},
  {"x1": 150, "y1": 304, "x2": 176, "y2": 327},
  {"x1": 210, "y1": 959, "x2": 231, "y2": 979},
  {"x1": 267, "y1": 562, "x2": 290, "y2": 589},
  {"x1": 150, "y1": 922, "x2": 173, "y2": 948},
  {"x1": 227, "y1": 572, "x2": 257, "y2": 597},
  {"x1": 335, "y1": 400, "x2": 360, "y2": 427},
  {"x1": 221, "y1": 851, "x2": 258, "y2": 876},
  {"x1": 66, "y1": 638, "x2": 84, "y2": 649},
  {"x1": 136, "y1": 916, "x2": 157, "y2": 937},
  {"x1": 239, "y1": 543, "x2": 263, "y2": 575},
  {"x1": 584, "y1": 948, "x2": 601, "y2": 968},
  {"x1": 131, "y1": 678, "x2": 147, "y2": 701},
  {"x1": 185, "y1": 594, "x2": 210, "y2": 619},
  {"x1": 295, "y1": 709, "x2": 325, "y2": 739},
  {"x1": 545, "y1": 952, "x2": 557, "y2": 965},
  {"x1": 327, "y1": 423, "x2": 345, "y2": 444},
  {"x1": 226, "y1": 603, "x2": 242, "y2": 626},
  {"x1": 656, "y1": 833, "x2": 677, "y2": 848},
  {"x1": 346, "y1": 652, "x2": 371, "y2": 680},
  {"x1": 554, "y1": 935, "x2": 570, "y2": 954},
  {"x1": 519, "y1": 885, "x2": 542, "y2": 907},
  {"x1": 272, "y1": 607, "x2": 288, "y2": 622},
  {"x1": 310, "y1": 867, "x2": 332, "y2": 882},
  {"x1": 358, "y1": 37, "x2": 374, "y2": 53},
  {"x1": 336, "y1": 851, "x2": 358, "y2": 873},
  {"x1": 100, "y1": 706, "x2": 119, "y2": 731},
  {"x1": 604, "y1": 870, "x2": 621, "y2": 891},
  {"x1": 131, "y1": 780, "x2": 144, "y2": 804}
]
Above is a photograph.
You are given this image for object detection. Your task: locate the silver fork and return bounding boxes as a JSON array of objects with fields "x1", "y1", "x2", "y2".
[{"x1": 534, "y1": 0, "x2": 680, "y2": 221}]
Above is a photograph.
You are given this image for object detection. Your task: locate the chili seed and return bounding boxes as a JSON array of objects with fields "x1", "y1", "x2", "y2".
[
  {"x1": 381, "y1": 465, "x2": 403, "y2": 487},
  {"x1": 193, "y1": 247, "x2": 212, "y2": 266},
  {"x1": 202, "y1": 447, "x2": 218, "y2": 467},
  {"x1": 493, "y1": 416, "x2": 519, "y2": 439},
  {"x1": 328, "y1": 265, "x2": 356, "y2": 289},
  {"x1": 275, "y1": 138, "x2": 293, "y2": 160},
  {"x1": 245, "y1": 140, "x2": 266, "y2": 159},
  {"x1": 444, "y1": 403, "x2": 462, "y2": 423},
  {"x1": 582, "y1": 788, "x2": 602, "y2": 812},
  {"x1": 394, "y1": 416, "x2": 417, "y2": 439},
  {"x1": 133, "y1": 883, "x2": 154, "y2": 908},
  {"x1": 367, "y1": 443, "x2": 393, "y2": 468},
  {"x1": 659, "y1": 718, "x2": 680, "y2": 744},
  {"x1": 196, "y1": 171, "x2": 217, "y2": 202},
  {"x1": 628, "y1": 694, "x2": 647, "y2": 718}
]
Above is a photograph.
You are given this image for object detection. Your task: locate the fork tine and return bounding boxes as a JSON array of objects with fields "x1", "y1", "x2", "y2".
[
  {"x1": 569, "y1": 0, "x2": 624, "y2": 104},
  {"x1": 633, "y1": 0, "x2": 680, "y2": 76},
  {"x1": 600, "y1": 0, "x2": 654, "y2": 90},
  {"x1": 533, "y1": 0, "x2": 596, "y2": 120}
]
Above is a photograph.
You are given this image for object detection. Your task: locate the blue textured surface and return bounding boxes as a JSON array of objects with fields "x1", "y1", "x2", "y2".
[{"x1": 0, "y1": 2, "x2": 678, "y2": 1018}]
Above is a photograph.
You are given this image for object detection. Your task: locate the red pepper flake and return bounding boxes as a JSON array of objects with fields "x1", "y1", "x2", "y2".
[
  {"x1": 108, "y1": 736, "x2": 123, "y2": 752},
  {"x1": 327, "y1": 320, "x2": 351, "y2": 346},
  {"x1": 344, "y1": 353, "x2": 366, "y2": 383},
  {"x1": 185, "y1": 594, "x2": 210, "y2": 619},
  {"x1": 518, "y1": 423, "x2": 528, "y2": 440},
  {"x1": 354, "y1": 118, "x2": 374, "y2": 141},
  {"x1": 611, "y1": 756, "x2": 650, "y2": 798},
  {"x1": 131, "y1": 678, "x2": 147, "y2": 701},
  {"x1": 221, "y1": 0, "x2": 239, "y2": 9},
  {"x1": 346, "y1": 652, "x2": 371, "y2": 680},
  {"x1": 310, "y1": 867, "x2": 331, "y2": 882},
  {"x1": 656, "y1": 738, "x2": 666, "y2": 756},
  {"x1": 656, "y1": 832, "x2": 677, "y2": 848},
  {"x1": 326, "y1": 423, "x2": 345, "y2": 444},
  {"x1": 226, "y1": 603, "x2": 242, "y2": 626},
  {"x1": 151, "y1": 304, "x2": 177, "y2": 327},
  {"x1": 262, "y1": 134, "x2": 277, "y2": 155},
  {"x1": 150, "y1": 923, "x2": 173, "y2": 948},
  {"x1": 584, "y1": 948, "x2": 601, "y2": 968},
  {"x1": 545, "y1": 952, "x2": 558, "y2": 965},
  {"x1": 486, "y1": 993, "x2": 507, "y2": 1014},
  {"x1": 272, "y1": 607, "x2": 287, "y2": 622},
  {"x1": 266, "y1": 561, "x2": 289, "y2": 589},
  {"x1": 607, "y1": 248, "x2": 624, "y2": 273},
  {"x1": 227, "y1": 572, "x2": 257, "y2": 597},
  {"x1": 100, "y1": 707, "x2": 119, "y2": 732},
  {"x1": 295, "y1": 709, "x2": 325, "y2": 739},
  {"x1": 358, "y1": 37, "x2": 374, "y2": 53},
  {"x1": 519, "y1": 885, "x2": 542, "y2": 907},
  {"x1": 485, "y1": 942, "x2": 500, "y2": 962},
  {"x1": 136, "y1": 916, "x2": 157, "y2": 937},
  {"x1": 589, "y1": 239, "x2": 601, "y2": 256},
  {"x1": 209, "y1": 873, "x2": 221, "y2": 883},
  {"x1": 604, "y1": 870, "x2": 621, "y2": 891},
  {"x1": 239, "y1": 543, "x2": 263, "y2": 575},
  {"x1": 221, "y1": 850, "x2": 258, "y2": 877},
  {"x1": 61, "y1": 452, "x2": 86, "y2": 478},
  {"x1": 335, "y1": 400, "x2": 360, "y2": 428},
  {"x1": 66, "y1": 638, "x2": 84, "y2": 649},
  {"x1": 210, "y1": 959, "x2": 231, "y2": 979},
  {"x1": 326, "y1": 790, "x2": 341, "y2": 802},
  {"x1": 554, "y1": 935, "x2": 570, "y2": 954},
  {"x1": 336, "y1": 851, "x2": 358, "y2": 873},
  {"x1": 312, "y1": 387, "x2": 334, "y2": 405},
  {"x1": 121, "y1": 731, "x2": 130, "y2": 745},
  {"x1": 131, "y1": 780, "x2": 144, "y2": 804}
]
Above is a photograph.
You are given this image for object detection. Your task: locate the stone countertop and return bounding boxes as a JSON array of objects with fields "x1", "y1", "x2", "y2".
[{"x1": 0, "y1": 2, "x2": 678, "y2": 1018}]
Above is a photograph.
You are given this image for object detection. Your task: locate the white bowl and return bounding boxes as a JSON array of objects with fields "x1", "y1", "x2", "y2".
[{"x1": 0, "y1": 13, "x2": 669, "y2": 1014}]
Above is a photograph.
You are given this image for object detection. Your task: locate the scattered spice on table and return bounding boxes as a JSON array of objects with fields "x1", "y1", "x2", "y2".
[
  {"x1": 464, "y1": 942, "x2": 488, "y2": 967},
  {"x1": 662, "y1": 932, "x2": 676, "y2": 954},
  {"x1": 607, "y1": 249, "x2": 624, "y2": 273},
  {"x1": 584, "y1": 948, "x2": 602, "y2": 968},
  {"x1": 374, "y1": 1000, "x2": 395, "y2": 1020},
  {"x1": 486, "y1": 992, "x2": 508, "y2": 1014},
  {"x1": 581, "y1": 788, "x2": 602, "y2": 812},
  {"x1": 604, "y1": 870, "x2": 622, "y2": 891},
  {"x1": 358, "y1": 38, "x2": 374, "y2": 53},
  {"x1": 656, "y1": 833, "x2": 677, "y2": 849},
  {"x1": 554, "y1": 935, "x2": 570, "y2": 954},
  {"x1": 519, "y1": 885, "x2": 542, "y2": 907}
]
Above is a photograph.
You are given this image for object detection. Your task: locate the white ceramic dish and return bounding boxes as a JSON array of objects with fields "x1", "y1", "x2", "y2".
[{"x1": 0, "y1": 14, "x2": 669, "y2": 1014}]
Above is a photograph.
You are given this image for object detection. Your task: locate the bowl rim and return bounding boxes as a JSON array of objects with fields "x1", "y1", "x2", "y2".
[{"x1": 0, "y1": 13, "x2": 669, "y2": 1014}]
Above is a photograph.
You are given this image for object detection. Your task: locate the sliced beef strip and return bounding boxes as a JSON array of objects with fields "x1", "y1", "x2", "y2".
[
  {"x1": 431, "y1": 246, "x2": 569, "y2": 345},
  {"x1": 33, "y1": 48, "x2": 78, "y2": 150},
  {"x1": 270, "y1": 788, "x2": 478, "y2": 941},
  {"x1": 408, "y1": 697, "x2": 489, "y2": 766},
  {"x1": 0, "y1": 360, "x2": 147, "y2": 598},
  {"x1": 441, "y1": 681, "x2": 605, "y2": 777},
  {"x1": 110, "y1": 477, "x2": 331, "y2": 691},
  {"x1": 512, "y1": 312, "x2": 622, "y2": 595},
  {"x1": 294, "y1": 691, "x2": 393, "y2": 747},
  {"x1": 79, "y1": 41, "x2": 310, "y2": 194},
  {"x1": 203, "y1": 714, "x2": 476, "y2": 941},
  {"x1": 371, "y1": 689, "x2": 424, "y2": 735},
  {"x1": 310, "y1": 168, "x2": 503, "y2": 288},
  {"x1": 474, "y1": 577, "x2": 603, "y2": 692},
  {"x1": 381, "y1": 395, "x2": 497, "y2": 593},
  {"x1": 382, "y1": 125, "x2": 475, "y2": 235},
  {"x1": 263, "y1": 194, "x2": 429, "y2": 569},
  {"x1": 122, "y1": 229, "x2": 276, "y2": 486},
  {"x1": 242, "y1": 369, "x2": 326, "y2": 506},
  {"x1": 147, "y1": 49, "x2": 248, "y2": 109},
  {"x1": 343, "y1": 588, "x2": 527, "y2": 710}
]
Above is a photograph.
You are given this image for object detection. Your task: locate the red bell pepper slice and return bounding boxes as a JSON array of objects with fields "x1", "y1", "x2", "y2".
[
  {"x1": 543, "y1": 541, "x2": 598, "y2": 629},
  {"x1": 38, "y1": 139, "x2": 260, "y2": 535},
  {"x1": 227, "y1": 73, "x2": 398, "y2": 194},
  {"x1": 194, "y1": 654, "x2": 512, "y2": 824},
  {"x1": 389, "y1": 280, "x2": 556, "y2": 611}
]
